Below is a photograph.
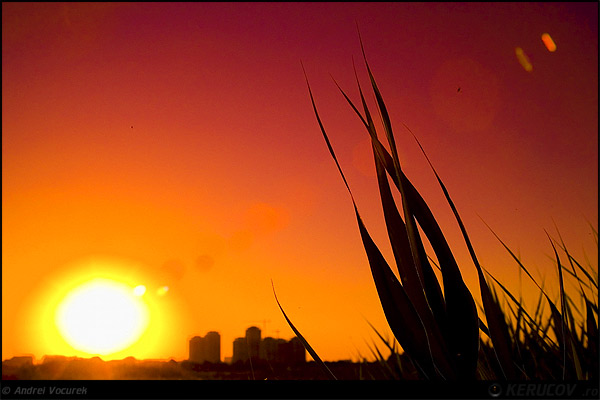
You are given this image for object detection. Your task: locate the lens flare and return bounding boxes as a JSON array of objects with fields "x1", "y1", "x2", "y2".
[
  {"x1": 515, "y1": 47, "x2": 533, "y2": 72},
  {"x1": 133, "y1": 285, "x2": 146, "y2": 296},
  {"x1": 541, "y1": 33, "x2": 556, "y2": 52},
  {"x1": 157, "y1": 286, "x2": 169, "y2": 296}
]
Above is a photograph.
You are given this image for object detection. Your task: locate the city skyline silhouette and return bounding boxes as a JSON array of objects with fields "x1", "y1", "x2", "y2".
[{"x1": 3, "y1": 2, "x2": 597, "y2": 386}]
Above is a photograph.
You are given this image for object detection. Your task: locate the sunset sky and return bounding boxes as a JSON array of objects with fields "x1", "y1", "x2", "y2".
[{"x1": 2, "y1": 2, "x2": 597, "y2": 363}]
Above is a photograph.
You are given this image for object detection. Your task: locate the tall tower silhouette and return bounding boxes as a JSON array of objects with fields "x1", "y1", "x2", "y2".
[
  {"x1": 245, "y1": 326, "x2": 261, "y2": 361},
  {"x1": 189, "y1": 336, "x2": 203, "y2": 363},
  {"x1": 189, "y1": 332, "x2": 221, "y2": 363},
  {"x1": 204, "y1": 331, "x2": 221, "y2": 363},
  {"x1": 232, "y1": 337, "x2": 247, "y2": 363}
]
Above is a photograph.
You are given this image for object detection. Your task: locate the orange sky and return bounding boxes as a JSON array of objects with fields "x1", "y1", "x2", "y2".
[{"x1": 2, "y1": 2, "x2": 598, "y2": 363}]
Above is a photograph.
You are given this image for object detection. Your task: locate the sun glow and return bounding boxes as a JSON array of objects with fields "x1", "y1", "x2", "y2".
[
  {"x1": 133, "y1": 285, "x2": 147, "y2": 296},
  {"x1": 55, "y1": 278, "x2": 150, "y2": 356},
  {"x1": 21, "y1": 256, "x2": 180, "y2": 361}
]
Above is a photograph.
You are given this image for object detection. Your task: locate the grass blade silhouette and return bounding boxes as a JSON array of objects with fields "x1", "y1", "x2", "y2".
[
  {"x1": 271, "y1": 280, "x2": 337, "y2": 380},
  {"x1": 406, "y1": 127, "x2": 516, "y2": 379},
  {"x1": 304, "y1": 63, "x2": 454, "y2": 379}
]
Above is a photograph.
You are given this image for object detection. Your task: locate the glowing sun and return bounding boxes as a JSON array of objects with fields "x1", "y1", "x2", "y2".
[{"x1": 55, "y1": 278, "x2": 150, "y2": 356}]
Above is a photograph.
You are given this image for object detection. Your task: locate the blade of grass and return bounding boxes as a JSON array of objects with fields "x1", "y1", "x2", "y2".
[
  {"x1": 353, "y1": 49, "x2": 455, "y2": 349},
  {"x1": 272, "y1": 280, "x2": 337, "y2": 380},
  {"x1": 482, "y1": 266, "x2": 539, "y2": 332},
  {"x1": 546, "y1": 232, "x2": 569, "y2": 379},
  {"x1": 404, "y1": 129, "x2": 512, "y2": 379},
  {"x1": 363, "y1": 339, "x2": 395, "y2": 379},
  {"x1": 335, "y1": 76, "x2": 446, "y2": 341},
  {"x1": 564, "y1": 298, "x2": 584, "y2": 379},
  {"x1": 429, "y1": 255, "x2": 491, "y2": 340},
  {"x1": 552, "y1": 225, "x2": 598, "y2": 291},
  {"x1": 365, "y1": 320, "x2": 396, "y2": 355},
  {"x1": 483, "y1": 222, "x2": 579, "y2": 372},
  {"x1": 585, "y1": 300, "x2": 598, "y2": 353},
  {"x1": 354, "y1": 207, "x2": 452, "y2": 379},
  {"x1": 533, "y1": 287, "x2": 546, "y2": 326},
  {"x1": 354, "y1": 49, "x2": 440, "y2": 353},
  {"x1": 305, "y1": 65, "x2": 452, "y2": 379},
  {"x1": 340, "y1": 66, "x2": 432, "y2": 316},
  {"x1": 335, "y1": 72, "x2": 457, "y2": 377},
  {"x1": 338, "y1": 68, "x2": 479, "y2": 378},
  {"x1": 585, "y1": 300, "x2": 599, "y2": 379},
  {"x1": 481, "y1": 220, "x2": 560, "y2": 305},
  {"x1": 335, "y1": 72, "x2": 465, "y2": 338},
  {"x1": 372, "y1": 139, "x2": 452, "y2": 362}
]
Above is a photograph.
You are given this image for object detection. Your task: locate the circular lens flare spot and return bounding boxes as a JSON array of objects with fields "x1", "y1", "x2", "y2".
[
  {"x1": 157, "y1": 286, "x2": 169, "y2": 296},
  {"x1": 133, "y1": 285, "x2": 146, "y2": 296},
  {"x1": 55, "y1": 278, "x2": 149, "y2": 355}
]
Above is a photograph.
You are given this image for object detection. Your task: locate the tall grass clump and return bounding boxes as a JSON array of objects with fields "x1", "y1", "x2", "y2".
[{"x1": 274, "y1": 34, "x2": 598, "y2": 381}]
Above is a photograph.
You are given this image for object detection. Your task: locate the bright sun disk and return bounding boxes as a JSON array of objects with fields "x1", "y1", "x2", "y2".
[{"x1": 55, "y1": 278, "x2": 149, "y2": 356}]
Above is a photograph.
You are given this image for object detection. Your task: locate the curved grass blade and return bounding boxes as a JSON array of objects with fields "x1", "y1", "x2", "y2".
[
  {"x1": 334, "y1": 70, "x2": 455, "y2": 376},
  {"x1": 347, "y1": 63, "x2": 430, "y2": 302},
  {"x1": 430, "y1": 252, "x2": 492, "y2": 340},
  {"x1": 350, "y1": 53, "x2": 437, "y2": 341},
  {"x1": 348, "y1": 66, "x2": 434, "y2": 315},
  {"x1": 547, "y1": 233, "x2": 586, "y2": 380},
  {"x1": 533, "y1": 288, "x2": 546, "y2": 326},
  {"x1": 357, "y1": 27, "x2": 402, "y2": 182},
  {"x1": 363, "y1": 339, "x2": 395, "y2": 379},
  {"x1": 354, "y1": 206, "x2": 453, "y2": 379},
  {"x1": 365, "y1": 319, "x2": 396, "y2": 355},
  {"x1": 365, "y1": 122, "x2": 480, "y2": 378},
  {"x1": 404, "y1": 129, "x2": 515, "y2": 379},
  {"x1": 302, "y1": 62, "x2": 353, "y2": 200},
  {"x1": 546, "y1": 232, "x2": 569, "y2": 379},
  {"x1": 563, "y1": 267, "x2": 596, "y2": 292},
  {"x1": 585, "y1": 301, "x2": 599, "y2": 379},
  {"x1": 482, "y1": 266, "x2": 539, "y2": 331},
  {"x1": 482, "y1": 220, "x2": 577, "y2": 356},
  {"x1": 552, "y1": 225, "x2": 598, "y2": 293},
  {"x1": 333, "y1": 77, "x2": 457, "y2": 329},
  {"x1": 335, "y1": 70, "x2": 479, "y2": 378},
  {"x1": 372, "y1": 141, "x2": 428, "y2": 301},
  {"x1": 585, "y1": 300, "x2": 598, "y2": 368},
  {"x1": 555, "y1": 243, "x2": 598, "y2": 290},
  {"x1": 372, "y1": 140, "x2": 474, "y2": 377},
  {"x1": 304, "y1": 65, "x2": 453, "y2": 379},
  {"x1": 356, "y1": 41, "x2": 469, "y2": 343},
  {"x1": 272, "y1": 280, "x2": 337, "y2": 380},
  {"x1": 333, "y1": 76, "x2": 426, "y2": 299},
  {"x1": 483, "y1": 220, "x2": 551, "y2": 296},
  {"x1": 564, "y1": 300, "x2": 584, "y2": 379},
  {"x1": 369, "y1": 125, "x2": 448, "y2": 344}
]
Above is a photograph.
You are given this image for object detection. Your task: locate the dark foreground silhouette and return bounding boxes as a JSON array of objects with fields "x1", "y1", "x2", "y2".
[{"x1": 2, "y1": 355, "x2": 417, "y2": 380}]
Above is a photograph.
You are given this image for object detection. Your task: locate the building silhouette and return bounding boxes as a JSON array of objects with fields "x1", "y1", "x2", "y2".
[
  {"x1": 189, "y1": 331, "x2": 221, "y2": 364},
  {"x1": 245, "y1": 326, "x2": 261, "y2": 361},
  {"x1": 231, "y1": 327, "x2": 305, "y2": 366},
  {"x1": 261, "y1": 336, "x2": 305, "y2": 365},
  {"x1": 232, "y1": 337, "x2": 247, "y2": 363},
  {"x1": 189, "y1": 337, "x2": 203, "y2": 363},
  {"x1": 287, "y1": 337, "x2": 306, "y2": 365},
  {"x1": 204, "y1": 332, "x2": 220, "y2": 363},
  {"x1": 232, "y1": 326, "x2": 261, "y2": 364},
  {"x1": 259, "y1": 337, "x2": 285, "y2": 362}
]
